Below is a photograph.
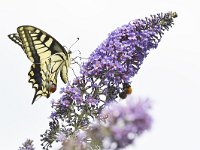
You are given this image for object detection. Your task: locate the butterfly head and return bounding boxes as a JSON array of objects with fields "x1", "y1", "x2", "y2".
[{"x1": 68, "y1": 50, "x2": 72, "y2": 54}]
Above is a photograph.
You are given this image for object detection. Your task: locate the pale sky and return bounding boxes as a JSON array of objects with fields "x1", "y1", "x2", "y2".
[{"x1": 0, "y1": 0, "x2": 200, "y2": 149}]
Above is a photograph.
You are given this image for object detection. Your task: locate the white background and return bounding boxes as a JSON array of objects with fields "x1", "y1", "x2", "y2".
[{"x1": 0, "y1": 0, "x2": 200, "y2": 149}]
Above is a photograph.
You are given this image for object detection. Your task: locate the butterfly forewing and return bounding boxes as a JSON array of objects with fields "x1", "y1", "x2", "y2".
[
  {"x1": 17, "y1": 26, "x2": 67, "y2": 63},
  {"x1": 8, "y1": 34, "x2": 23, "y2": 49}
]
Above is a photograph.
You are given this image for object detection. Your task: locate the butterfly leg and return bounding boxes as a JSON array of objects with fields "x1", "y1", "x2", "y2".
[{"x1": 69, "y1": 66, "x2": 78, "y2": 79}]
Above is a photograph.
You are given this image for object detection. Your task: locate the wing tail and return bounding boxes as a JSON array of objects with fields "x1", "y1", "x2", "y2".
[{"x1": 28, "y1": 63, "x2": 50, "y2": 104}]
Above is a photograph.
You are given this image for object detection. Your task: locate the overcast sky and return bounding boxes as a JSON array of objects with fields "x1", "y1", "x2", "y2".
[{"x1": 0, "y1": 0, "x2": 200, "y2": 149}]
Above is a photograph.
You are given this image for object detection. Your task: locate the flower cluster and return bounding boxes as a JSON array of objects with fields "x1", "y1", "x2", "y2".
[
  {"x1": 56, "y1": 97, "x2": 152, "y2": 150},
  {"x1": 39, "y1": 11, "x2": 177, "y2": 149},
  {"x1": 88, "y1": 97, "x2": 152, "y2": 149},
  {"x1": 59, "y1": 131, "x2": 90, "y2": 150},
  {"x1": 18, "y1": 139, "x2": 35, "y2": 150}
]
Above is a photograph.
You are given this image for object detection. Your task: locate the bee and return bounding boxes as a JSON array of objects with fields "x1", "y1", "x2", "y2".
[{"x1": 119, "y1": 83, "x2": 132, "y2": 99}]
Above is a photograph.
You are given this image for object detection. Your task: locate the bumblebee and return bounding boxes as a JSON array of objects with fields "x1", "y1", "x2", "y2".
[{"x1": 119, "y1": 83, "x2": 133, "y2": 99}]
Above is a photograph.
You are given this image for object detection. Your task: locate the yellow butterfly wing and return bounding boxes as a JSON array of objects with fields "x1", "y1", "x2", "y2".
[{"x1": 9, "y1": 25, "x2": 67, "y2": 63}]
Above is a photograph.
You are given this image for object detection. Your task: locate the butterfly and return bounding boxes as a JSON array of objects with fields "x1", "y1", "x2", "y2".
[{"x1": 8, "y1": 25, "x2": 71, "y2": 104}]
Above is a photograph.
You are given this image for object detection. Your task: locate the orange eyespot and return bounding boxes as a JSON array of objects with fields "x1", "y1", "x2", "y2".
[
  {"x1": 49, "y1": 84, "x2": 56, "y2": 93},
  {"x1": 46, "y1": 81, "x2": 57, "y2": 93}
]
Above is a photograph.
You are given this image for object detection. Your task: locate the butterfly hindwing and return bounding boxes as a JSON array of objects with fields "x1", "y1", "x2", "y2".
[
  {"x1": 60, "y1": 56, "x2": 71, "y2": 83},
  {"x1": 29, "y1": 53, "x2": 68, "y2": 104}
]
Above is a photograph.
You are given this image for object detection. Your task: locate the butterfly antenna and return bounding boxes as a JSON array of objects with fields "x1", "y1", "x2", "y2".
[
  {"x1": 63, "y1": 38, "x2": 79, "y2": 51},
  {"x1": 69, "y1": 37, "x2": 79, "y2": 50}
]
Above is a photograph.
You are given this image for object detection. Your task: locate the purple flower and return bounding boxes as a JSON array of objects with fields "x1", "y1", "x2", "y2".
[
  {"x1": 59, "y1": 85, "x2": 83, "y2": 108},
  {"x1": 49, "y1": 112, "x2": 57, "y2": 119},
  {"x1": 61, "y1": 137, "x2": 89, "y2": 150},
  {"x1": 18, "y1": 139, "x2": 35, "y2": 150},
  {"x1": 82, "y1": 18, "x2": 164, "y2": 85},
  {"x1": 56, "y1": 132, "x2": 67, "y2": 142},
  {"x1": 88, "y1": 97, "x2": 152, "y2": 149},
  {"x1": 86, "y1": 95, "x2": 98, "y2": 106},
  {"x1": 58, "y1": 130, "x2": 89, "y2": 150}
]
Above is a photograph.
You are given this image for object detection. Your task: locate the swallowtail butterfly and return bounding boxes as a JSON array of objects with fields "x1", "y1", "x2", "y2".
[{"x1": 8, "y1": 26, "x2": 71, "y2": 104}]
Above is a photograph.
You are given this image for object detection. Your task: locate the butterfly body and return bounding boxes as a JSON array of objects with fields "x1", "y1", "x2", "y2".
[{"x1": 8, "y1": 25, "x2": 71, "y2": 104}]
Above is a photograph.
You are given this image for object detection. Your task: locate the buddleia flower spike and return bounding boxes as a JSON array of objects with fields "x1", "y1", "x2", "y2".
[{"x1": 40, "y1": 12, "x2": 177, "y2": 149}]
